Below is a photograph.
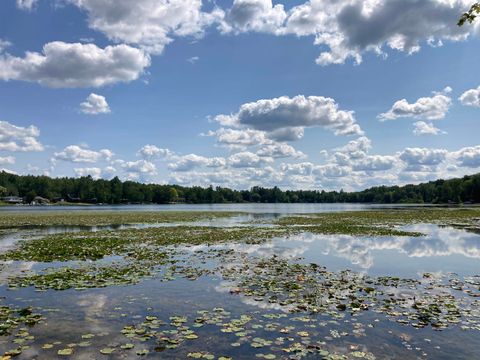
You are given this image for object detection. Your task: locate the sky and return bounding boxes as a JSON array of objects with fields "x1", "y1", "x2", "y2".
[{"x1": 1, "y1": 0, "x2": 480, "y2": 191}]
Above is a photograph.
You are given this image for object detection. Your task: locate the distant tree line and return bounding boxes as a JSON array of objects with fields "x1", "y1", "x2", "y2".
[{"x1": 0, "y1": 171, "x2": 479, "y2": 205}]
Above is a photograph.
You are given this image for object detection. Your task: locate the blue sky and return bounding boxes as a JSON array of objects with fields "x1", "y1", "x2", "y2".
[{"x1": 1, "y1": 0, "x2": 480, "y2": 190}]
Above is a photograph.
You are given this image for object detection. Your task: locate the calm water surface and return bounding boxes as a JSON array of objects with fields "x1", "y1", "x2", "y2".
[
  {"x1": 0, "y1": 205, "x2": 478, "y2": 359},
  {"x1": 0, "y1": 203, "x2": 444, "y2": 213}
]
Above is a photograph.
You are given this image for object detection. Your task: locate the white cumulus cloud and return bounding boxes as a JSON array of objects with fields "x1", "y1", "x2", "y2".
[
  {"x1": 54, "y1": 145, "x2": 114, "y2": 163},
  {"x1": 74, "y1": 167, "x2": 103, "y2": 179},
  {"x1": 16, "y1": 0, "x2": 37, "y2": 11},
  {"x1": 413, "y1": 121, "x2": 446, "y2": 136},
  {"x1": 0, "y1": 120, "x2": 44, "y2": 152},
  {"x1": 280, "y1": 162, "x2": 314, "y2": 176},
  {"x1": 256, "y1": 143, "x2": 305, "y2": 159},
  {"x1": 67, "y1": 0, "x2": 223, "y2": 54},
  {"x1": 220, "y1": 0, "x2": 475, "y2": 66},
  {"x1": 334, "y1": 136, "x2": 372, "y2": 160},
  {"x1": 215, "y1": 95, "x2": 363, "y2": 140},
  {"x1": 0, "y1": 156, "x2": 15, "y2": 165},
  {"x1": 459, "y1": 86, "x2": 480, "y2": 107},
  {"x1": 206, "y1": 128, "x2": 270, "y2": 148},
  {"x1": 80, "y1": 93, "x2": 111, "y2": 114},
  {"x1": 399, "y1": 147, "x2": 448, "y2": 166},
  {"x1": 352, "y1": 155, "x2": 397, "y2": 172},
  {"x1": 168, "y1": 154, "x2": 226, "y2": 172},
  {"x1": 0, "y1": 42, "x2": 150, "y2": 88},
  {"x1": 454, "y1": 145, "x2": 480, "y2": 168},
  {"x1": 122, "y1": 160, "x2": 157, "y2": 174},
  {"x1": 137, "y1": 145, "x2": 173, "y2": 159},
  {"x1": 219, "y1": 0, "x2": 287, "y2": 34},
  {"x1": 228, "y1": 151, "x2": 273, "y2": 168},
  {"x1": 378, "y1": 88, "x2": 452, "y2": 121},
  {"x1": 314, "y1": 164, "x2": 351, "y2": 178},
  {"x1": 0, "y1": 40, "x2": 10, "y2": 53}
]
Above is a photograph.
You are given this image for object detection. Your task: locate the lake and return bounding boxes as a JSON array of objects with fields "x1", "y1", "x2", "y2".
[{"x1": 0, "y1": 205, "x2": 478, "y2": 359}]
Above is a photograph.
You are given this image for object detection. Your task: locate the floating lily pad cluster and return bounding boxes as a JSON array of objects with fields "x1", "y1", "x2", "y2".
[
  {"x1": 116, "y1": 307, "x2": 378, "y2": 359},
  {"x1": 218, "y1": 255, "x2": 480, "y2": 332},
  {"x1": 277, "y1": 209, "x2": 480, "y2": 236},
  {"x1": 0, "y1": 305, "x2": 43, "y2": 336},
  {"x1": 0, "y1": 226, "x2": 290, "y2": 263},
  {"x1": 0, "y1": 225, "x2": 291, "y2": 291},
  {"x1": 7, "y1": 261, "x2": 156, "y2": 290},
  {"x1": 0, "y1": 305, "x2": 44, "y2": 358}
]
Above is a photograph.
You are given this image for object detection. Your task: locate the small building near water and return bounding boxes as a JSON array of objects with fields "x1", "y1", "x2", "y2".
[
  {"x1": 2, "y1": 196, "x2": 24, "y2": 204},
  {"x1": 31, "y1": 196, "x2": 50, "y2": 205}
]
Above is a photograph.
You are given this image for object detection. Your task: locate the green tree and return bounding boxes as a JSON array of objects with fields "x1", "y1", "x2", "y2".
[
  {"x1": 25, "y1": 190, "x2": 37, "y2": 203},
  {"x1": 168, "y1": 187, "x2": 179, "y2": 203},
  {"x1": 110, "y1": 177, "x2": 123, "y2": 203},
  {"x1": 458, "y1": 3, "x2": 480, "y2": 26},
  {"x1": 0, "y1": 170, "x2": 478, "y2": 205}
]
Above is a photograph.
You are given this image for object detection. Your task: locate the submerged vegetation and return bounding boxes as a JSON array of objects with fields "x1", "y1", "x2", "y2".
[
  {"x1": 0, "y1": 209, "x2": 479, "y2": 358},
  {"x1": 223, "y1": 256, "x2": 480, "y2": 330},
  {"x1": 0, "y1": 303, "x2": 44, "y2": 359},
  {"x1": 278, "y1": 208, "x2": 480, "y2": 238},
  {"x1": 7, "y1": 262, "x2": 157, "y2": 291},
  {"x1": 0, "y1": 211, "x2": 238, "y2": 229},
  {"x1": 0, "y1": 226, "x2": 290, "y2": 262},
  {"x1": 1, "y1": 170, "x2": 480, "y2": 204},
  {"x1": 6, "y1": 207, "x2": 477, "y2": 263},
  {"x1": 278, "y1": 208, "x2": 480, "y2": 228}
]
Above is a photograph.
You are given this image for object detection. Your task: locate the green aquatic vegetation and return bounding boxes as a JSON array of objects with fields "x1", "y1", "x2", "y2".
[
  {"x1": 6, "y1": 261, "x2": 156, "y2": 290},
  {"x1": 136, "y1": 349, "x2": 149, "y2": 355},
  {"x1": 119, "y1": 306, "x2": 378, "y2": 360},
  {"x1": 1, "y1": 209, "x2": 479, "y2": 358},
  {"x1": 0, "y1": 305, "x2": 44, "y2": 358},
  {"x1": 0, "y1": 305, "x2": 43, "y2": 336},
  {"x1": 5, "y1": 245, "x2": 225, "y2": 291},
  {"x1": 120, "y1": 314, "x2": 203, "y2": 353},
  {"x1": 99, "y1": 347, "x2": 115, "y2": 354},
  {"x1": 5, "y1": 209, "x2": 476, "y2": 266},
  {"x1": 219, "y1": 255, "x2": 480, "y2": 332},
  {"x1": 1, "y1": 233, "x2": 131, "y2": 262},
  {"x1": 3, "y1": 348, "x2": 24, "y2": 358},
  {"x1": 0, "y1": 226, "x2": 290, "y2": 262},
  {"x1": 187, "y1": 353, "x2": 214, "y2": 359},
  {"x1": 277, "y1": 208, "x2": 480, "y2": 235},
  {"x1": 297, "y1": 224, "x2": 423, "y2": 237},
  {"x1": 57, "y1": 348, "x2": 73, "y2": 356},
  {"x1": 0, "y1": 211, "x2": 240, "y2": 229}
]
